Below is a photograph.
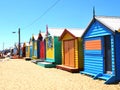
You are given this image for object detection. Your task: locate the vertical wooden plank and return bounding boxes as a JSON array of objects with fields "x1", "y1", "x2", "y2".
[
  {"x1": 75, "y1": 39, "x2": 78, "y2": 68},
  {"x1": 62, "y1": 41, "x2": 64, "y2": 65},
  {"x1": 69, "y1": 40, "x2": 75, "y2": 67},
  {"x1": 64, "y1": 41, "x2": 69, "y2": 66}
]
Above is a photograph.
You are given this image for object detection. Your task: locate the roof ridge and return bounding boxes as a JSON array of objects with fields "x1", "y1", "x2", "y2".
[
  {"x1": 95, "y1": 15, "x2": 120, "y2": 31},
  {"x1": 95, "y1": 15, "x2": 120, "y2": 19},
  {"x1": 48, "y1": 27, "x2": 84, "y2": 30}
]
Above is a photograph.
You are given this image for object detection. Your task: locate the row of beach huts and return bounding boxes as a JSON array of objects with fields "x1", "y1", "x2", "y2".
[{"x1": 16, "y1": 15, "x2": 120, "y2": 84}]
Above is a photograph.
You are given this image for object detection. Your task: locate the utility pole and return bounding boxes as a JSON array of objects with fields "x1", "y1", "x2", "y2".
[
  {"x1": 18, "y1": 28, "x2": 20, "y2": 58},
  {"x1": 12, "y1": 28, "x2": 21, "y2": 58}
]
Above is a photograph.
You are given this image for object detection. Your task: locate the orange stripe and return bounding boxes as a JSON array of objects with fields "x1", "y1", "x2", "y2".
[{"x1": 85, "y1": 40, "x2": 101, "y2": 50}]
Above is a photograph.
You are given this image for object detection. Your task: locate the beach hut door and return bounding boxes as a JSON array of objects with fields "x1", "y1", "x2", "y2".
[
  {"x1": 104, "y1": 35, "x2": 112, "y2": 74},
  {"x1": 40, "y1": 41, "x2": 45, "y2": 59},
  {"x1": 64, "y1": 40, "x2": 75, "y2": 67}
]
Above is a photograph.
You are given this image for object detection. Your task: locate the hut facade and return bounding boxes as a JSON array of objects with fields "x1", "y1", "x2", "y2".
[
  {"x1": 38, "y1": 32, "x2": 46, "y2": 60},
  {"x1": 29, "y1": 38, "x2": 33, "y2": 58},
  {"x1": 32, "y1": 35, "x2": 38, "y2": 59},
  {"x1": 25, "y1": 42, "x2": 30, "y2": 57},
  {"x1": 81, "y1": 16, "x2": 120, "y2": 84},
  {"x1": 56, "y1": 29, "x2": 84, "y2": 73},
  {"x1": 37, "y1": 27, "x2": 64, "y2": 68}
]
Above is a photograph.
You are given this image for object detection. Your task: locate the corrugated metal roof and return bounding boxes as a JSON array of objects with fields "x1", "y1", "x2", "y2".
[
  {"x1": 95, "y1": 16, "x2": 120, "y2": 31},
  {"x1": 48, "y1": 28, "x2": 84, "y2": 37}
]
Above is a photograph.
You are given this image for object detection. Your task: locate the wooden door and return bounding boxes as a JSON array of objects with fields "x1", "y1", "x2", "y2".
[
  {"x1": 69, "y1": 40, "x2": 75, "y2": 67},
  {"x1": 64, "y1": 40, "x2": 75, "y2": 67},
  {"x1": 64, "y1": 41, "x2": 69, "y2": 66},
  {"x1": 40, "y1": 41, "x2": 45, "y2": 59}
]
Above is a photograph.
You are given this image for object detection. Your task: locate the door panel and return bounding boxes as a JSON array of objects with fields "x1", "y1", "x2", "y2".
[
  {"x1": 64, "y1": 40, "x2": 75, "y2": 67},
  {"x1": 84, "y1": 37, "x2": 103, "y2": 74},
  {"x1": 64, "y1": 41, "x2": 69, "y2": 66},
  {"x1": 40, "y1": 41, "x2": 45, "y2": 59},
  {"x1": 69, "y1": 40, "x2": 75, "y2": 67}
]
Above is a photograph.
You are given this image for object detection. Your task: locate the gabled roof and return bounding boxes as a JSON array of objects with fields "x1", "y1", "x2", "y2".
[
  {"x1": 47, "y1": 28, "x2": 84, "y2": 37},
  {"x1": 95, "y1": 16, "x2": 120, "y2": 31},
  {"x1": 29, "y1": 38, "x2": 32, "y2": 45},
  {"x1": 38, "y1": 32, "x2": 43, "y2": 41},
  {"x1": 47, "y1": 28, "x2": 65, "y2": 37},
  {"x1": 32, "y1": 32, "x2": 46, "y2": 41},
  {"x1": 82, "y1": 15, "x2": 120, "y2": 37},
  {"x1": 33, "y1": 35, "x2": 38, "y2": 40},
  {"x1": 59, "y1": 28, "x2": 84, "y2": 40},
  {"x1": 41, "y1": 32, "x2": 46, "y2": 40},
  {"x1": 32, "y1": 35, "x2": 35, "y2": 41}
]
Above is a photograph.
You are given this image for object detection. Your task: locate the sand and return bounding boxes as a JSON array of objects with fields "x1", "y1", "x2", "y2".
[{"x1": 0, "y1": 59, "x2": 119, "y2": 90}]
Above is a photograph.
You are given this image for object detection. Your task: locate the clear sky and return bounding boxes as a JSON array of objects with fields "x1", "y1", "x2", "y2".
[{"x1": 0, "y1": 0, "x2": 120, "y2": 50}]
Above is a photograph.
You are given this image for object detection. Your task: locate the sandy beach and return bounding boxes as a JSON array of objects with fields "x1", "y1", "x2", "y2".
[{"x1": 0, "y1": 59, "x2": 119, "y2": 90}]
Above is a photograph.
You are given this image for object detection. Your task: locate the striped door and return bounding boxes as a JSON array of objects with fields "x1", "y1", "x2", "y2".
[
  {"x1": 64, "y1": 40, "x2": 75, "y2": 67},
  {"x1": 84, "y1": 37, "x2": 103, "y2": 74}
]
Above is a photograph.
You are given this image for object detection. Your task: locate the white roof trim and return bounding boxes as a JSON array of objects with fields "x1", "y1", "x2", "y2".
[
  {"x1": 95, "y1": 16, "x2": 120, "y2": 31},
  {"x1": 48, "y1": 28, "x2": 85, "y2": 37}
]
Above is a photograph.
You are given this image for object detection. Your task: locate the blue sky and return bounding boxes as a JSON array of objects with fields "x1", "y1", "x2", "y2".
[{"x1": 0, "y1": 0, "x2": 120, "y2": 50}]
